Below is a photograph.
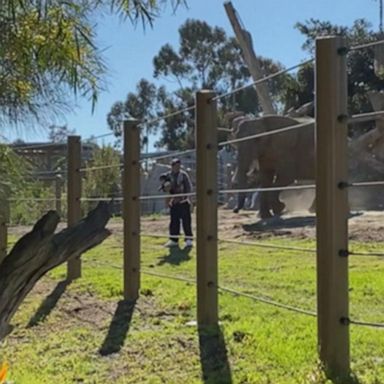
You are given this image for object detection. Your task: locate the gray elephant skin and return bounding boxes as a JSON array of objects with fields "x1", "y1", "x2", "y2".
[{"x1": 230, "y1": 115, "x2": 315, "y2": 218}]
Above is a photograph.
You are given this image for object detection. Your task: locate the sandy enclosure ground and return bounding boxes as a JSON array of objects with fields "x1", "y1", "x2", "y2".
[
  {"x1": 8, "y1": 207, "x2": 384, "y2": 243},
  {"x1": 137, "y1": 209, "x2": 384, "y2": 243}
]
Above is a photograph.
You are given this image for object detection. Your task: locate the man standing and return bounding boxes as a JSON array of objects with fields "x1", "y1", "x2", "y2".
[{"x1": 163, "y1": 158, "x2": 193, "y2": 248}]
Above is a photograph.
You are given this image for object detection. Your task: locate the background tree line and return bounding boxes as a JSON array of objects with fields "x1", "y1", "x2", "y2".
[
  {"x1": 0, "y1": 0, "x2": 185, "y2": 223},
  {"x1": 1, "y1": 0, "x2": 384, "y2": 223},
  {"x1": 107, "y1": 18, "x2": 384, "y2": 151}
]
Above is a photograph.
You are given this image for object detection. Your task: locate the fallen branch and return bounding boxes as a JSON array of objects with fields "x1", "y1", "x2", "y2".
[{"x1": 0, "y1": 202, "x2": 112, "y2": 341}]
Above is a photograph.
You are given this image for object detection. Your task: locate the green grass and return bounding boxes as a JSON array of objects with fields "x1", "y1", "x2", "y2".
[{"x1": 1, "y1": 233, "x2": 384, "y2": 383}]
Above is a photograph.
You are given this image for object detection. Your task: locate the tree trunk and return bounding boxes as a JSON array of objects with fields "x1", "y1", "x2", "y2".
[{"x1": 0, "y1": 202, "x2": 111, "y2": 341}]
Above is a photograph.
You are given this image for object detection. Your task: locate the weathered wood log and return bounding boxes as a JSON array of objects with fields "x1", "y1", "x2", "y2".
[{"x1": 0, "y1": 202, "x2": 112, "y2": 341}]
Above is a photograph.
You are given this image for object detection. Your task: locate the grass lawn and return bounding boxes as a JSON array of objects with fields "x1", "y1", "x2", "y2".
[{"x1": 1, "y1": 229, "x2": 384, "y2": 383}]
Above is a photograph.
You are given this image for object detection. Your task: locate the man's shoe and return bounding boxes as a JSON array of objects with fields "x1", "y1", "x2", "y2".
[
  {"x1": 185, "y1": 239, "x2": 193, "y2": 248},
  {"x1": 164, "y1": 240, "x2": 179, "y2": 248}
]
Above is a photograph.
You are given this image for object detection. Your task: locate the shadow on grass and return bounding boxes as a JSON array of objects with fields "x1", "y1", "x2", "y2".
[
  {"x1": 27, "y1": 280, "x2": 69, "y2": 327},
  {"x1": 99, "y1": 300, "x2": 135, "y2": 356},
  {"x1": 157, "y1": 245, "x2": 192, "y2": 266},
  {"x1": 325, "y1": 369, "x2": 362, "y2": 384},
  {"x1": 198, "y1": 325, "x2": 232, "y2": 384}
]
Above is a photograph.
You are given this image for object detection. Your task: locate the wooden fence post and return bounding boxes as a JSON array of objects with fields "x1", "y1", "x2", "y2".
[
  {"x1": 123, "y1": 119, "x2": 141, "y2": 301},
  {"x1": 67, "y1": 136, "x2": 82, "y2": 280},
  {"x1": 196, "y1": 90, "x2": 218, "y2": 326},
  {"x1": 55, "y1": 174, "x2": 62, "y2": 217},
  {"x1": 0, "y1": 200, "x2": 9, "y2": 264},
  {"x1": 316, "y1": 36, "x2": 350, "y2": 378}
]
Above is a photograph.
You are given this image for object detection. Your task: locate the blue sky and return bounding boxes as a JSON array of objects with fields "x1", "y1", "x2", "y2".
[{"x1": 9, "y1": 0, "x2": 381, "y2": 146}]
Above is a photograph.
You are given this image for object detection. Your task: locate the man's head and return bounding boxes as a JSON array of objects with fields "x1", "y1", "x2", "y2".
[{"x1": 171, "y1": 158, "x2": 181, "y2": 172}]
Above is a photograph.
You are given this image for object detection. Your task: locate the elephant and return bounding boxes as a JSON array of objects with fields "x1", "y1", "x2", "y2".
[{"x1": 230, "y1": 114, "x2": 315, "y2": 218}]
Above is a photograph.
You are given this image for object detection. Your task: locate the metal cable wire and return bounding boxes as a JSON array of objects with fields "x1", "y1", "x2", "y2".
[
  {"x1": 96, "y1": 59, "x2": 314, "y2": 133},
  {"x1": 78, "y1": 183, "x2": 313, "y2": 205},
  {"x1": 142, "y1": 233, "x2": 195, "y2": 240},
  {"x1": 8, "y1": 130, "x2": 114, "y2": 152},
  {"x1": 9, "y1": 142, "x2": 63, "y2": 151},
  {"x1": 30, "y1": 169, "x2": 66, "y2": 176},
  {"x1": 80, "y1": 149, "x2": 196, "y2": 171},
  {"x1": 142, "y1": 269, "x2": 196, "y2": 284},
  {"x1": 80, "y1": 163, "x2": 123, "y2": 172},
  {"x1": 139, "y1": 192, "x2": 196, "y2": 200},
  {"x1": 349, "y1": 250, "x2": 384, "y2": 257},
  {"x1": 83, "y1": 259, "x2": 316, "y2": 317},
  {"x1": 349, "y1": 110, "x2": 384, "y2": 124},
  {"x1": 8, "y1": 197, "x2": 58, "y2": 202},
  {"x1": 349, "y1": 180, "x2": 384, "y2": 187},
  {"x1": 139, "y1": 148, "x2": 196, "y2": 163},
  {"x1": 138, "y1": 105, "x2": 196, "y2": 127},
  {"x1": 86, "y1": 259, "x2": 122, "y2": 271},
  {"x1": 219, "y1": 120, "x2": 314, "y2": 147},
  {"x1": 90, "y1": 132, "x2": 115, "y2": 140},
  {"x1": 84, "y1": 260, "x2": 384, "y2": 328},
  {"x1": 78, "y1": 109, "x2": 384, "y2": 173},
  {"x1": 211, "y1": 59, "x2": 314, "y2": 102},
  {"x1": 218, "y1": 286, "x2": 317, "y2": 317},
  {"x1": 80, "y1": 197, "x2": 123, "y2": 202},
  {"x1": 219, "y1": 238, "x2": 315, "y2": 253},
  {"x1": 80, "y1": 191, "x2": 194, "y2": 202},
  {"x1": 349, "y1": 319, "x2": 384, "y2": 328},
  {"x1": 219, "y1": 184, "x2": 316, "y2": 194},
  {"x1": 350, "y1": 39, "x2": 384, "y2": 51}
]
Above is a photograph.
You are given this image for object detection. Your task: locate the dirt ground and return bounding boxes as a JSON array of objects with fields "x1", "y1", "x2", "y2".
[
  {"x1": 136, "y1": 208, "x2": 384, "y2": 243},
  {"x1": 8, "y1": 206, "x2": 384, "y2": 244},
  {"x1": 138, "y1": 189, "x2": 384, "y2": 243}
]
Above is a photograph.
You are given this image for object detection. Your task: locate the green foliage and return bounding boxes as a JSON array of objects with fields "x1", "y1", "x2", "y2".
[
  {"x1": 48, "y1": 125, "x2": 76, "y2": 143},
  {"x1": 0, "y1": 0, "x2": 186, "y2": 127},
  {"x1": 0, "y1": 144, "x2": 28, "y2": 220},
  {"x1": 283, "y1": 18, "x2": 384, "y2": 131},
  {"x1": 82, "y1": 145, "x2": 121, "y2": 212},
  {"x1": 107, "y1": 18, "x2": 286, "y2": 150},
  {"x1": 107, "y1": 79, "x2": 158, "y2": 148},
  {"x1": 281, "y1": 62, "x2": 314, "y2": 114},
  {"x1": 155, "y1": 85, "x2": 195, "y2": 150},
  {"x1": 0, "y1": 144, "x2": 58, "y2": 225},
  {"x1": 10, "y1": 181, "x2": 56, "y2": 224}
]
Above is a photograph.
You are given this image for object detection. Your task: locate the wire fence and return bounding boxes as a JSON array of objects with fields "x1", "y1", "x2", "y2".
[
  {"x1": 8, "y1": 197, "x2": 59, "y2": 202},
  {"x1": 349, "y1": 250, "x2": 384, "y2": 257},
  {"x1": 219, "y1": 184, "x2": 316, "y2": 195},
  {"x1": 348, "y1": 180, "x2": 384, "y2": 188},
  {"x1": 218, "y1": 120, "x2": 313, "y2": 147},
  {"x1": 83, "y1": 259, "x2": 317, "y2": 318},
  {"x1": 80, "y1": 163, "x2": 123, "y2": 173},
  {"x1": 350, "y1": 38, "x2": 384, "y2": 51},
  {"x1": 5, "y1": 37, "x2": 384, "y2": 383},
  {"x1": 219, "y1": 238, "x2": 315, "y2": 253},
  {"x1": 349, "y1": 110, "x2": 384, "y2": 124},
  {"x1": 211, "y1": 59, "x2": 314, "y2": 102},
  {"x1": 82, "y1": 258, "x2": 384, "y2": 329}
]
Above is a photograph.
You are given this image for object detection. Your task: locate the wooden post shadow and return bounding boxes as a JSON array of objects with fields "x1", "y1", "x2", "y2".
[
  {"x1": 27, "y1": 280, "x2": 70, "y2": 327},
  {"x1": 198, "y1": 325, "x2": 232, "y2": 384},
  {"x1": 99, "y1": 300, "x2": 136, "y2": 356}
]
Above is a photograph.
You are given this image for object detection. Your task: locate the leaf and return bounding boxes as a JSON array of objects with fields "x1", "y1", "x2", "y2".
[{"x1": 0, "y1": 361, "x2": 8, "y2": 384}]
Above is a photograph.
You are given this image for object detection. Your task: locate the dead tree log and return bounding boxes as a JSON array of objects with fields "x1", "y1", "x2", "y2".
[{"x1": 0, "y1": 202, "x2": 112, "y2": 341}]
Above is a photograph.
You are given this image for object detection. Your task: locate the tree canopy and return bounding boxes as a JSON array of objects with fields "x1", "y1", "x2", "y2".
[
  {"x1": 107, "y1": 18, "x2": 286, "y2": 150},
  {"x1": 282, "y1": 18, "x2": 384, "y2": 122},
  {"x1": 0, "y1": 0, "x2": 186, "y2": 128}
]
